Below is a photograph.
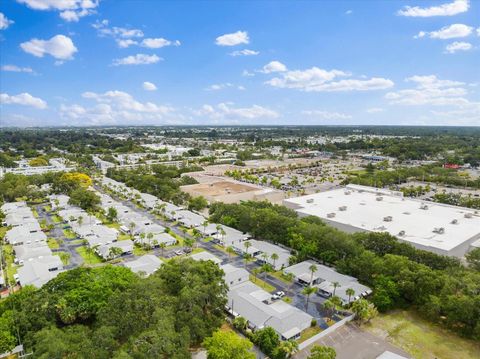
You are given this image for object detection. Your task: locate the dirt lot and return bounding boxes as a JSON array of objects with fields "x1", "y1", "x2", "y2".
[{"x1": 183, "y1": 180, "x2": 258, "y2": 196}]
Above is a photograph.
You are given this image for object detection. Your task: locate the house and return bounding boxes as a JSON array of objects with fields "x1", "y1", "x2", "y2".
[
  {"x1": 6, "y1": 227, "x2": 46, "y2": 246},
  {"x1": 139, "y1": 193, "x2": 159, "y2": 210},
  {"x1": 190, "y1": 251, "x2": 222, "y2": 265},
  {"x1": 1, "y1": 201, "x2": 28, "y2": 214},
  {"x1": 213, "y1": 225, "x2": 249, "y2": 247},
  {"x1": 221, "y1": 264, "x2": 250, "y2": 287},
  {"x1": 135, "y1": 232, "x2": 177, "y2": 247},
  {"x1": 4, "y1": 211, "x2": 37, "y2": 227},
  {"x1": 133, "y1": 222, "x2": 165, "y2": 237},
  {"x1": 234, "y1": 240, "x2": 291, "y2": 270},
  {"x1": 14, "y1": 242, "x2": 52, "y2": 263},
  {"x1": 284, "y1": 260, "x2": 372, "y2": 304},
  {"x1": 49, "y1": 194, "x2": 70, "y2": 210},
  {"x1": 96, "y1": 240, "x2": 134, "y2": 259},
  {"x1": 124, "y1": 255, "x2": 163, "y2": 276},
  {"x1": 175, "y1": 210, "x2": 205, "y2": 228},
  {"x1": 226, "y1": 279, "x2": 313, "y2": 340},
  {"x1": 198, "y1": 223, "x2": 219, "y2": 237},
  {"x1": 17, "y1": 255, "x2": 64, "y2": 288}
]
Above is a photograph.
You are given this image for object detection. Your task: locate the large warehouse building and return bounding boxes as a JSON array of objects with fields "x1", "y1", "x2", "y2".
[{"x1": 284, "y1": 184, "x2": 480, "y2": 258}]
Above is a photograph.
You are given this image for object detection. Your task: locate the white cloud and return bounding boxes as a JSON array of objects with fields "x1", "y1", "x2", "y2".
[
  {"x1": 17, "y1": 0, "x2": 99, "y2": 22},
  {"x1": 229, "y1": 49, "x2": 259, "y2": 56},
  {"x1": 215, "y1": 31, "x2": 249, "y2": 46},
  {"x1": 93, "y1": 20, "x2": 144, "y2": 41},
  {"x1": 117, "y1": 39, "x2": 138, "y2": 48},
  {"x1": 141, "y1": 38, "x2": 180, "y2": 48},
  {"x1": 242, "y1": 70, "x2": 255, "y2": 77},
  {"x1": 416, "y1": 24, "x2": 473, "y2": 39},
  {"x1": 302, "y1": 110, "x2": 352, "y2": 120},
  {"x1": 445, "y1": 41, "x2": 472, "y2": 53},
  {"x1": 345, "y1": 10, "x2": 353, "y2": 15},
  {"x1": 1, "y1": 65, "x2": 33, "y2": 73},
  {"x1": 398, "y1": 0, "x2": 469, "y2": 17},
  {"x1": 112, "y1": 54, "x2": 161, "y2": 66},
  {"x1": 0, "y1": 92, "x2": 47, "y2": 109},
  {"x1": 0, "y1": 12, "x2": 14, "y2": 29},
  {"x1": 20, "y1": 34, "x2": 77, "y2": 60},
  {"x1": 205, "y1": 83, "x2": 245, "y2": 91},
  {"x1": 477, "y1": 27, "x2": 480, "y2": 36},
  {"x1": 385, "y1": 75, "x2": 470, "y2": 106},
  {"x1": 195, "y1": 103, "x2": 278, "y2": 122},
  {"x1": 143, "y1": 81, "x2": 157, "y2": 91},
  {"x1": 59, "y1": 90, "x2": 175, "y2": 125},
  {"x1": 261, "y1": 61, "x2": 287, "y2": 73},
  {"x1": 366, "y1": 107, "x2": 384, "y2": 113},
  {"x1": 265, "y1": 65, "x2": 393, "y2": 92}
]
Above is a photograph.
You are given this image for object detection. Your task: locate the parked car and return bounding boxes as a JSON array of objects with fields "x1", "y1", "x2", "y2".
[
  {"x1": 272, "y1": 291, "x2": 285, "y2": 300},
  {"x1": 175, "y1": 250, "x2": 184, "y2": 256}
]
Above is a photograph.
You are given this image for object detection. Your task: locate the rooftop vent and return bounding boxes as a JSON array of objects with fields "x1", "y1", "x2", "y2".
[
  {"x1": 338, "y1": 206, "x2": 347, "y2": 211},
  {"x1": 376, "y1": 196, "x2": 383, "y2": 201},
  {"x1": 383, "y1": 216, "x2": 393, "y2": 222},
  {"x1": 327, "y1": 212, "x2": 336, "y2": 218},
  {"x1": 464, "y1": 213, "x2": 473, "y2": 219},
  {"x1": 306, "y1": 199, "x2": 314, "y2": 204},
  {"x1": 398, "y1": 230, "x2": 406, "y2": 236},
  {"x1": 344, "y1": 191, "x2": 351, "y2": 195},
  {"x1": 420, "y1": 204, "x2": 429, "y2": 210},
  {"x1": 451, "y1": 219, "x2": 458, "y2": 224},
  {"x1": 433, "y1": 227, "x2": 445, "y2": 234}
]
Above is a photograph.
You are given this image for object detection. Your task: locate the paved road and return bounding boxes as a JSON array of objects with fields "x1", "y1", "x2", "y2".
[{"x1": 36, "y1": 203, "x2": 84, "y2": 268}]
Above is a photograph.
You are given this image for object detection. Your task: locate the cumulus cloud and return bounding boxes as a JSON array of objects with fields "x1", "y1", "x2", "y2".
[
  {"x1": 261, "y1": 61, "x2": 287, "y2": 73},
  {"x1": 385, "y1": 75, "x2": 470, "y2": 106},
  {"x1": 1, "y1": 65, "x2": 33, "y2": 73},
  {"x1": 143, "y1": 81, "x2": 157, "y2": 91},
  {"x1": 301, "y1": 110, "x2": 352, "y2": 120},
  {"x1": 366, "y1": 107, "x2": 385, "y2": 113},
  {"x1": 141, "y1": 38, "x2": 180, "y2": 48},
  {"x1": 20, "y1": 35, "x2": 77, "y2": 60},
  {"x1": 416, "y1": 24, "x2": 473, "y2": 39},
  {"x1": 445, "y1": 41, "x2": 472, "y2": 53},
  {"x1": 93, "y1": 19, "x2": 144, "y2": 47},
  {"x1": 215, "y1": 31, "x2": 249, "y2": 46},
  {"x1": 0, "y1": 92, "x2": 47, "y2": 109},
  {"x1": 59, "y1": 90, "x2": 175, "y2": 125},
  {"x1": 229, "y1": 49, "x2": 259, "y2": 56},
  {"x1": 194, "y1": 103, "x2": 278, "y2": 122},
  {"x1": 112, "y1": 54, "x2": 161, "y2": 66},
  {"x1": 0, "y1": 12, "x2": 14, "y2": 29},
  {"x1": 205, "y1": 83, "x2": 245, "y2": 91},
  {"x1": 242, "y1": 70, "x2": 255, "y2": 77},
  {"x1": 17, "y1": 0, "x2": 100, "y2": 22},
  {"x1": 398, "y1": 0, "x2": 469, "y2": 17},
  {"x1": 265, "y1": 64, "x2": 393, "y2": 92}
]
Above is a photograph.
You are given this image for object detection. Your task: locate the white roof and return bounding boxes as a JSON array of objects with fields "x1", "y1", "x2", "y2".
[
  {"x1": 124, "y1": 255, "x2": 163, "y2": 276},
  {"x1": 285, "y1": 185, "x2": 480, "y2": 255},
  {"x1": 190, "y1": 251, "x2": 222, "y2": 264},
  {"x1": 17, "y1": 255, "x2": 63, "y2": 288}
]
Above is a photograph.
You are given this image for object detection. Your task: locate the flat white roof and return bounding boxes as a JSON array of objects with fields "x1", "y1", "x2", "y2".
[{"x1": 285, "y1": 185, "x2": 480, "y2": 253}]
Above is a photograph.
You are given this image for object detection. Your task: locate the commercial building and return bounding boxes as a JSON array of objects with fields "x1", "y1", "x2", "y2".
[{"x1": 284, "y1": 184, "x2": 480, "y2": 258}]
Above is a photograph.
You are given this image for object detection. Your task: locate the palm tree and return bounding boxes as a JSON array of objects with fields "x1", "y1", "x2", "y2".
[
  {"x1": 284, "y1": 272, "x2": 295, "y2": 296},
  {"x1": 261, "y1": 252, "x2": 269, "y2": 265},
  {"x1": 279, "y1": 340, "x2": 299, "y2": 359},
  {"x1": 129, "y1": 222, "x2": 136, "y2": 239},
  {"x1": 147, "y1": 232, "x2": 154, "y2": 245},
  {"x1": 243, "y1": 241, "x2": 252, "y2": 255},
  {"x1": 261, "y1": 263, "x2": 271, "y2": 280},
  {"x1": 226, "y1": 245, "x2": 235, "y2": 259},
  {"x1": 252, "y1": 267, "x2": 261, "y2": 283},
  {"x1": 323, "y1": 299, "x2": 335, "y2": 321},
  {"x1": 181, "y1": 227, "x2": 187, "y2": 240},
  {"x1": 271, "y1": 252, "x2": 279, "y2": 269},
  {"x1": 243, "y1": 253, "x2": 252, "y2": 268},
  {"x1": 78, "y1": 215, "x2": 84, "y2": 226},
  {"x1": 159, "y1": 242, "x2": 166, "y2": 257},
  {"x1": 203, "y1": 220, "x2": 209, "y2": 236},
  {"x1": 346, "y1": 288, "x2": 355, "y2": 306},
  {"x1": 302, "y1": 286, "x2": 317, "y2": 311},
  {"x1": 184, "y1": 237, "x2": 194, "y2": 251},
  {"x1": 309, "y1": 264, "x2": 318, "y2": 285},
  {"x1": 332, "y1": 281, "x2": 340, "y2": 296}
]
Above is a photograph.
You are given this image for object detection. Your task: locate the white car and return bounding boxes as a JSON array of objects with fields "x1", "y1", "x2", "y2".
[{"x1": 272, "y1": 291, "x2": 285, "y2": 300}]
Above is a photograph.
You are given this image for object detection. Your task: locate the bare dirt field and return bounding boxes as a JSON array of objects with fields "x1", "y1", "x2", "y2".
[{"x1": 184, "y1": 180, "x2": 258, "y2": 197}]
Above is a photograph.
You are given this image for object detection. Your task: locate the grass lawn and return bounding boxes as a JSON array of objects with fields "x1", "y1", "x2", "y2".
[
  {"x1": 105, "y1": 222, "x2": 121, "y2": 230},
  {"x1": 249, "y1": 274, "x2": 275, "y2": 293},
  {"x1": 56, "y1": 252, "x2": 70, "y2": 265},
  {"x1": 365, "y1": 310, "x2": 480, "y2": 359},
  {"x1": 190, "y1": 247, "x2": 205, "y2": 254},
  {"x1": 282, "y1": 296, "x2": 292, "y2": 304},
  {"x1": 270, "y1": 270, "x2": 294, "y2": 284},
  {"x1": 213, "y1": 244, "x2": 237, "y2": 257},
  {"x1": 133, "y1": 245, "x2": 152, "y2": 256},
  {"x1": 52, "y1": 215, "x2": 62, "y2": 223},
  {"x1": 47, "y1": 238, "x2": 59, "y2": 249},
  {"x1": 32, "y1": 208, "x2": 39, "y2": 218},
  {"x1": 118, "y1": 233, "x2": 131, "y2": 241},
  {"x1": 63, "y1": 229, "x2": 76, "y2": 239},
  {"x1": 76, "y1": 246, "x2": 103, "y2": 265},
  {"x1": 202, "y1": 236, "x2": 214, "y2": 242},
  {"x1": 70, "y1": 239, "x2": 85, "y2": 245},
  {"x1": 2, "y1": 244, "x2": 18, "y2": 284},
  {"x1": 0, "y1": 227, "x2": 8, "y2": 240},
  {"x1": 44, "y1": 205, "x2": 52, "y2": 212},
  {"x1": 298, "y1": 326, "x2": 322, "y2": 343}
]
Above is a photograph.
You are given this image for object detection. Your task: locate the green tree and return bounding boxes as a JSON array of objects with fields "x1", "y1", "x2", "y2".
[
  {"x1": 351, "y1": 299, "x2": 378, "y2": 325},
  {"x1": 307, "y1": 345, "x2": 336, "y2": 359},
  {"x1": 106, "y1": 207, "x2": 118, "y2": 223},
  {"x1": 203, "y1": 330, "x2": 255, "y2": 359},
  {"x1": 466, "y1": 248, "x2": 480, "y2": 271},
  {"x1": 252, "y1": 327, "x2": 279, "y2": 357},
  {"x1": 302, "y1": 286, "x2": 317, "y2": 311}
]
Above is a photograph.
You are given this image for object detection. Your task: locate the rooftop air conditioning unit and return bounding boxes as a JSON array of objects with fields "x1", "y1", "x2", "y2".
[
  {"x1": 327, "y1": 212, "x2": 336, "y2": 218},
  {"x1": 398, "y1": 230, "x2": 406, "y2": 236},
  {"x1": 306, "y1": 199, "x2": 314, "y2": 204},
  {"x1": 433, "y1": 227, "x2": 445, "y2": 234},
  {"x1": 451, "y1": 219, "x2": 458, "y2": 224},
  {"x1": 464, "y1": 213, "x2": 473, "y2": 219},
  {"x1": 420, "y1": 204, "x2": 429, "y2": 210},
  {"x1": 376, "y1": 196, "x2": 383, "y2": 201},
  {"x1": 383, "y1": 216, "x2": 393, "y2": 222},
  {"x1": 339, "y1": 206, "x2": 347, "y2": 211},
  {"x1": 344, "y1": 191, "x2": 351, "y2": 195}
]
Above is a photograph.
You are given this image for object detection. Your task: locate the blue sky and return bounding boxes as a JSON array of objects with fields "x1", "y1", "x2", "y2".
[{"x1": 0, "y1": 0, "x2": 479, "y2": 127}]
